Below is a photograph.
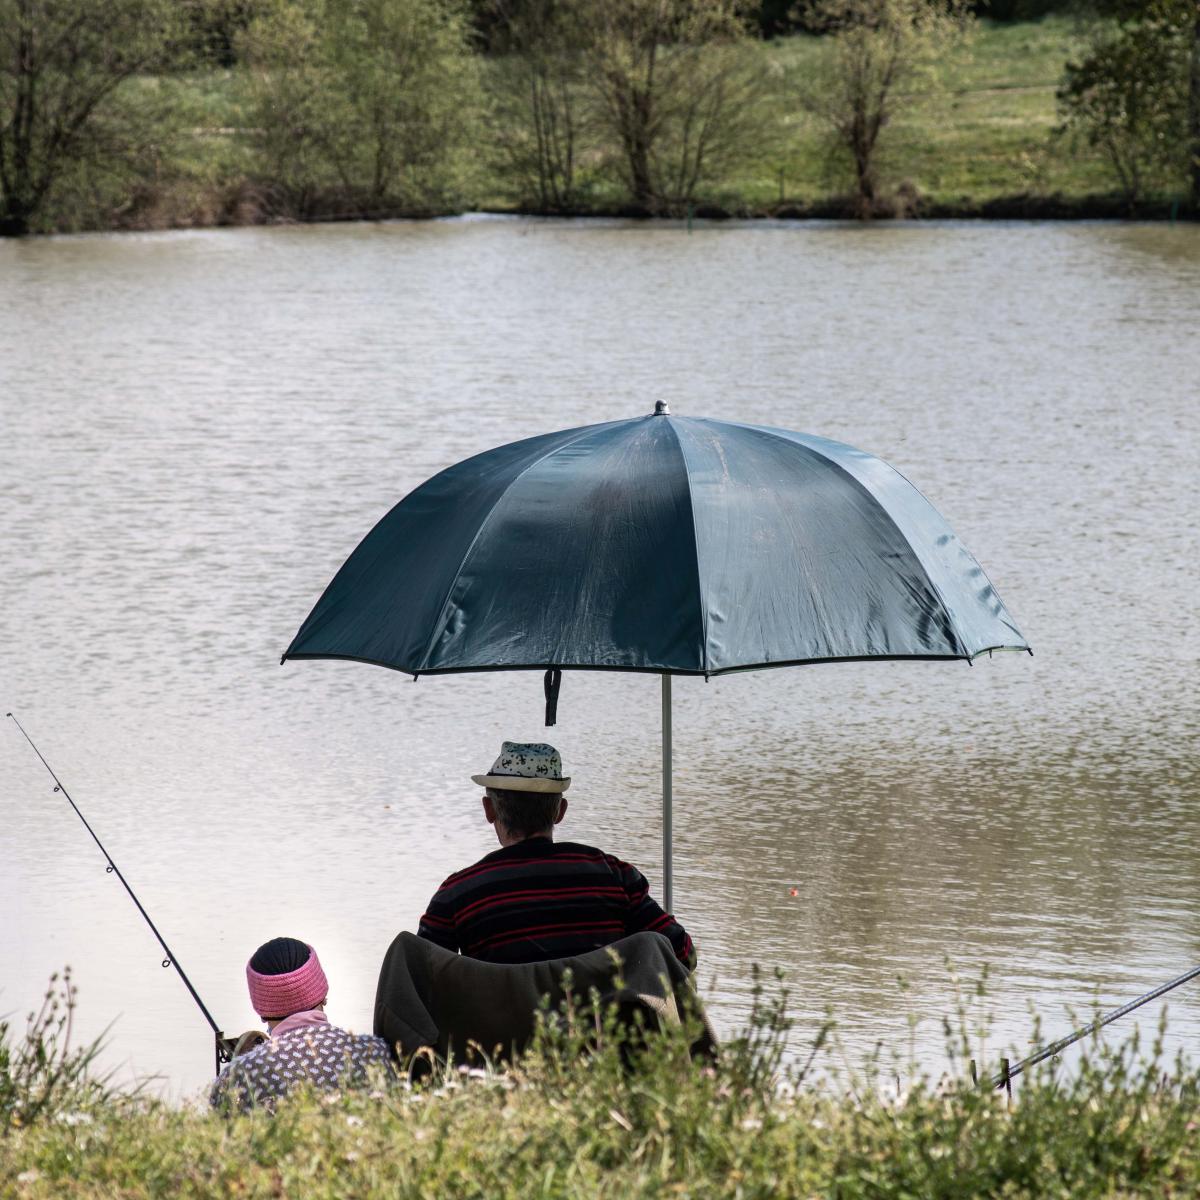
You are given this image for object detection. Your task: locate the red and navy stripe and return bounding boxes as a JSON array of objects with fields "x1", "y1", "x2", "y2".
[{"x1": 417, "y1": 838, "x2": 695, "y2": 968}]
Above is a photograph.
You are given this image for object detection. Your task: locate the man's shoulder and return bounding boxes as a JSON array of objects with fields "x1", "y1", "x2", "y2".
[
  {"x1": 547, "y1": 840, "x2": 604, "y2": 857},
  {"x1": 524, "y1": 841, "x2": 646, "y2": 883},
  {"x1": 434, "y1": 841, "x2": 628, "y2": 890},
  {"x1": 555, "y1": 842, "x2": 641, "y2": 873},
  {"x1": 434, "y1": 844, "x2": 515, "y2": 891},
  {"x1": 472, "y1": 840, "x2": 621, "y2": 868}
]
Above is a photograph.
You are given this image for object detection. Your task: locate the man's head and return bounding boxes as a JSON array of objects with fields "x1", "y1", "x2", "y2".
[
  {"x1": 472, "y1": 741, "x2": 571, "y2": 845},
  {"x1": 246, "y1": 937, "x2": 328, "y2": 1024},
  {"x1": 483, "y1": 786, "x2": 568, "y2": 842}
]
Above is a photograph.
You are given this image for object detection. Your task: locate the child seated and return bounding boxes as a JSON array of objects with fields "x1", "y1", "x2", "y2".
[{"x1": 210, "y1": 937, "x2": 392, "y2": 1112}]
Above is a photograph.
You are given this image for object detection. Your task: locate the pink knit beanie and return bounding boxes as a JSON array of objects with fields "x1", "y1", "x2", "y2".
[{"x1": 246, "y1": 944, "x2": 328, "y2": 1019}]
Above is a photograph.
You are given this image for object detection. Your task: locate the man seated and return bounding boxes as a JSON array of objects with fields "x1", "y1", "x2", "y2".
[
  {"x1": 210, "y1": 937, "x2": 393, "y2": 1111},
  {"x1": 417, "y1": 741, "x2": 695, "y2": 969}
]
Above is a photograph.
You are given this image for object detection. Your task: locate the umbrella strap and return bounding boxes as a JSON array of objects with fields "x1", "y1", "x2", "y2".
[{"x1": 544, "y1": 668, "x2": 562, "y2": 726}]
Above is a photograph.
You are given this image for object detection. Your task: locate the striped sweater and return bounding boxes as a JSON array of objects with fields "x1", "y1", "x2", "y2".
[{"x1": 417, "y1": 837, "x2": 695, "y2": 969}]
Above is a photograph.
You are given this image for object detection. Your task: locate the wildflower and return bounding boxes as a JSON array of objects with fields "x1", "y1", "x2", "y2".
[{"x1": 346, "y1": 1115, "x2": 364, "y2": 1128}]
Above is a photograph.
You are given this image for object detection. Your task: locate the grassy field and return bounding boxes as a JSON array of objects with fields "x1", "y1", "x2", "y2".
[
  {"x1": 3, "y1": 975, "x2": 1200, "y2": 1198},
  {"x1": 716, "y1": 15, "x2": 1115, "y2": 210},
  {"x1": 866, "y1": 15, "x2": 1118, "y2": 205}
]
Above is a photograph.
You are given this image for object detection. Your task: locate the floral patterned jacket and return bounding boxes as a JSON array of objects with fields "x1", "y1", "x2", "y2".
[{"x1": 210, "y1": 1013, "x2": 394, "y2": 1112}]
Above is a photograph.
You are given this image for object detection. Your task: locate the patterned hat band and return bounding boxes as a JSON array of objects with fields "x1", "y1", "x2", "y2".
[
  {"x1": 246, "y1": 945, "x2": 328, "y2": 1019},
  {"x1": 471, "y1": 740, "x2": 571, "y2": 794}
]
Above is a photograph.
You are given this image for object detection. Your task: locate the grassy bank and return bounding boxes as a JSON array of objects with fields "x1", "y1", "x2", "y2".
[
  {"x1": 3, "y1": 976, "x2": 1200, "y2": 1198},
  {"x1": 73, "y1": 16, "x2": 1193, "y2": 236},
  {"x1": 685, "y1": 16, "x2": 1119, "y2": 213}
]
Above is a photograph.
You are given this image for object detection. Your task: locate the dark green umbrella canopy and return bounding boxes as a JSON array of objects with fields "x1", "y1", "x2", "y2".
[{"x1": 283, "y1": 409, "x2": 1029, "y2": 676}]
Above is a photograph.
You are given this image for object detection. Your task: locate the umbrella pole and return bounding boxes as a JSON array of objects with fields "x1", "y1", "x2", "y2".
[{"x1": 662, "y1": 673, "x2": 673, "y2": 913}]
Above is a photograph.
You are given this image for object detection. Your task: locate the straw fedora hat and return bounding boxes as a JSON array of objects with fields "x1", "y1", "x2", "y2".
[{"x1": 472, "y1": 741, "x2": 571, "y2": 794}]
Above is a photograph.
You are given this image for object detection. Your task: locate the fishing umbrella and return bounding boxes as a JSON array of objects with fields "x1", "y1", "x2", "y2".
[{"x1": 283, "y1": 404, "x2": 1029, "y2": 909}]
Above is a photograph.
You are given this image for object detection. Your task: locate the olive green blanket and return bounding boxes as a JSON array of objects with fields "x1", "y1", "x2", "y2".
[{"x1": 373, "y1": 930, "x2": 715, "y2": 1062}]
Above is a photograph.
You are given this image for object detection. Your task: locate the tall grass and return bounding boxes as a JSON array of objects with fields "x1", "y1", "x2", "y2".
[
  {"x1": 0, "y1": 969, "x2": 122, "y2": 1133},
  {"x1": 3, "y1": 966, "x2": 1199, "y2": 1197}
]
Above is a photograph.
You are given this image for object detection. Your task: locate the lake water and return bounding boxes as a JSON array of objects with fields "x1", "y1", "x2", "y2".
[{"x1": 1, "y1": 216, "x2": 1197, "y2": 1100}]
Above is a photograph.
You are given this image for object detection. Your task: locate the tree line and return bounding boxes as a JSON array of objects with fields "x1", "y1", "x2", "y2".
[{"x1": 1, "y1": 0, "x2": 1198, "y2": 236}]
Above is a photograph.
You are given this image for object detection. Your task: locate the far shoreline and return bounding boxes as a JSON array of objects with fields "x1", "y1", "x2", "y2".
[{"x1": 8, "y1": 191, "x2": 1197, "y2": 241}]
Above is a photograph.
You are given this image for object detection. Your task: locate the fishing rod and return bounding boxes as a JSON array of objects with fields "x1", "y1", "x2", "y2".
[
  {"x1": 982, "y1": 963, "x2": 1200, "y2": 1094},
  {"x1": 7, "y1": 712, "x2": 238, "y2": 1077}
]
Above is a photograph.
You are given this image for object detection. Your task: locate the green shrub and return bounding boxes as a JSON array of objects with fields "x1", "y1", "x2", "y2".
[{"x1": 238, "y1": 0, "x2": 483, "y2": 219}]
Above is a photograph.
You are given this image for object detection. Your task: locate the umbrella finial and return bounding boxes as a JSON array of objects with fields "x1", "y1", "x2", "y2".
[{"x1": 654, "y1": 400, "x2": 671, "y2": 416}]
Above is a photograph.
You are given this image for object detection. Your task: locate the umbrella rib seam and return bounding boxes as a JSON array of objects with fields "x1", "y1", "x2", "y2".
[
  {"x1": 839, "y1": 449, "x2": 1015, "y2": 657},
  {"x1": 713, "y1": 420, "x2": 969, "y2": 659},
  {"x1": 413, "y1": 424, "x2": 612, "y2": 673},
  {"x1": 664, "y1": 418, "x2": 710, "y2": 676}
]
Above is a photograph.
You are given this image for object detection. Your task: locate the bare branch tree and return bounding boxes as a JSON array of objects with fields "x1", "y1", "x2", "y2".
[
  {"x1": 576, "y1": 0, "x2": 766, "y2": 214},
  {"x1": 0, "y1": 0, "x2": 186, "y2": 235},
  {"x1": 794, "y1": 0, "x2": 969, "y2": 219},
  {"x1": 487, "y1": 0, "x2": 588, "y2": 212}
]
